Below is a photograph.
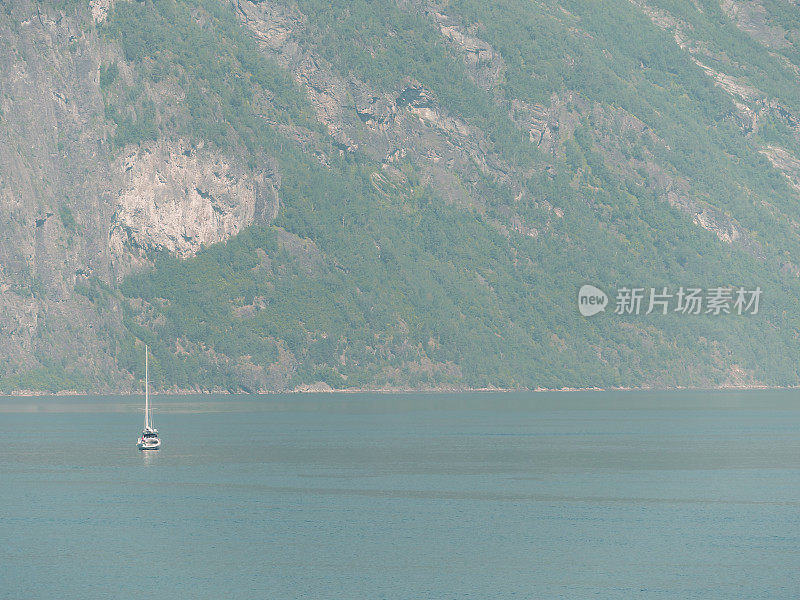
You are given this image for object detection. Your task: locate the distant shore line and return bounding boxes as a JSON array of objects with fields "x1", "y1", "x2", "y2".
[{"x1": 0, "y1": 383, "x2": 785, "y2": 397}]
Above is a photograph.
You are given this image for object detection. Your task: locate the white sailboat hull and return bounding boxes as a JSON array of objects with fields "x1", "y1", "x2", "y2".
[{"x1": 137, "y1": 437, "x2": 161, "y2": 450}]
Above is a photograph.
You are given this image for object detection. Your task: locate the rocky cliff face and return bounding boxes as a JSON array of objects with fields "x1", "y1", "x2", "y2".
[
  {"x1": 0, "y1": 0, "x2": 123, "y2": 389},
  {"x1": 110, "y1": 139, "x2": 279, "y2": 266},
  {"x1": 0, "y1": 1, "x2": 280, "y2": 391},
  {"x1": 236, "y1": 0, "x2": 514, "y2": 210}
]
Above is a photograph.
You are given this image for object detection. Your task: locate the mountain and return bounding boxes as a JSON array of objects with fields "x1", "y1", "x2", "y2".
[{"x1": 2, "y1": 0, "x2": 800, "y2": 393}]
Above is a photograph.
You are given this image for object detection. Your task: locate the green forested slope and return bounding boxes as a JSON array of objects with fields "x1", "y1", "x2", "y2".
[{"x1": 6, "y1": 0, "x2": 800, "y2": 392}]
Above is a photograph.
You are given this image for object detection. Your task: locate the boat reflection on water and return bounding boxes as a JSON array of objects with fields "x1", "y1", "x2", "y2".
[{"x1": 141, "y1": 447, "x2": 159, "y2": 467}]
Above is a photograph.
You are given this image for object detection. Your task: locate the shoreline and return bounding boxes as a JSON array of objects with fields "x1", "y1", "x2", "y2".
[{"x1": 0, "y1": 382, "x2": 789, "y2": 398}]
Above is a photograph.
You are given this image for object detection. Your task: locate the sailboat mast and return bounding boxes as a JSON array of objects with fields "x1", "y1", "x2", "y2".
[{"x1": 144, "y1": 345, "x2": 150, "y2": 430}]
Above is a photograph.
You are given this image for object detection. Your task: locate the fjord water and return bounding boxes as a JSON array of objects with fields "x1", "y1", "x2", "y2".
[{"x1": 2, "y1": 391, "x2": 799, "y2": 599}]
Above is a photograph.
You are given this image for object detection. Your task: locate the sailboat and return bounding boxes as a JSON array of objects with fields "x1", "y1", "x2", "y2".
[{"x1": 136, "y1": 345, "x2": 161, "y2": 450}]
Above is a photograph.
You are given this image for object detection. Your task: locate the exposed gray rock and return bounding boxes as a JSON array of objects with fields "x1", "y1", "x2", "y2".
[
  {"x1": 89, "y1": 0, "x2": 113, "y2": 23},
  {"x1": 0, "y1": 1, "x2": 283, "y2": 390},
  {"x1": 509, "y1": 97, "x2": 562, "y2": 155},
  {"x1": 720, "y1": 0, "x2": 791, "y2": 49},
  {"x1": 761, "y1": 145, "x2": 800, "y2": 193},
  {"x1": 109, "y1": 139, "x2": 280, "y2": 264},
  {"x1": 423, "y1": 6, "x2": 505, "y2": 91},
  {"x1": 0, "y1": 0, "x2": 125, "y2": 389}
]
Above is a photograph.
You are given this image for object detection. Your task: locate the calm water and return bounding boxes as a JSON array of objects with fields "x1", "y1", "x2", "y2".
[{"x1": 2, "y1": 390, "x2": 800, "y2": 599}]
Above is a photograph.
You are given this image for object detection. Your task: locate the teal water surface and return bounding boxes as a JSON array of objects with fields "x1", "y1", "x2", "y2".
[{"x1": 2, "y1": 390, "x2": 800, "y2": 599}]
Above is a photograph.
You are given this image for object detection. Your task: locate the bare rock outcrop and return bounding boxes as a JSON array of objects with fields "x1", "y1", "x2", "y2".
[
  {"x1": 719, "y1": 0, "x2": 790, "y2": 49},
  {"x1": 509, "y1": 97, "x2": 565, "y2": 155},
  {"x1": 0, "y1": 1, "x2": 128, "y2": 390},
  {"x1": 0, "y1": 1, "x2": 284, "y2": 390},
  {"x1": 761, "y1": 146, "x2": 800, "y2": 193},
  {"x1": 109, "y1": 140, "x2": 280, "y2": 265},
  {"x1": 426, "y1": 8, "x2": 505, "y2": 91},
  {"x1": 235, "y1": 0, "x2": 513, "y2": 203},
  {"x1": 89, "y1": 0, "x2": 113, "y2": 23}
]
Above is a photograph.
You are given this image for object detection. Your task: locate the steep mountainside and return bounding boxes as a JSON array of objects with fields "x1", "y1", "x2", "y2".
[{"x1": 3, "y1": 0, "x2": 800, "y2": 392}]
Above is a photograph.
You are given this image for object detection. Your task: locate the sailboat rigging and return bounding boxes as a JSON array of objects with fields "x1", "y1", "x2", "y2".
[{"x1": 136, "y1": 345, "x2": 161, "y2": 450}]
